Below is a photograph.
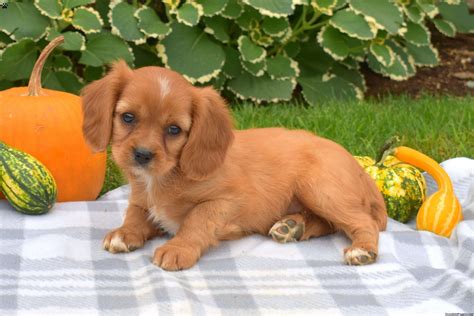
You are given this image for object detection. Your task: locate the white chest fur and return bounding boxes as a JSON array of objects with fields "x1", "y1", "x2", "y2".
[{"x1": 148, "y1": 206, "x2": 180, "y2": 235}]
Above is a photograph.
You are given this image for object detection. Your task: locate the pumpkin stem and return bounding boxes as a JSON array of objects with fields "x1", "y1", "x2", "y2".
[
  {"x1": 27, "y1": 36, "x2": 65, "y2": 96},
  {"x1": 375, "y1": 136, "x2": 400, "y2": 166}
]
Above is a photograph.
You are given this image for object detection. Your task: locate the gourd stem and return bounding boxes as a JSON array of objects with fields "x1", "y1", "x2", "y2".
[
  {"x1": 393, "y1": 146, "x2": 452, "y2": 192},
  {"x1": 375, "y1": 136, "x2": 400, "y2": 166},
  {"x1": 27, "y1": 36, "x2": 64, "y2": 96}
]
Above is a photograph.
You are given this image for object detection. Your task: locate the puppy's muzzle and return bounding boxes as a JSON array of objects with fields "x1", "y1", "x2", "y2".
[{"x1": 133, "y1": 148, "x2": 155, "y2": 166}]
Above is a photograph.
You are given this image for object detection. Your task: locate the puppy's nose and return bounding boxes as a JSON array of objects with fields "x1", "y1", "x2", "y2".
[{"x1": 133, "y1": 148, "x2": 155, "y2": 166}]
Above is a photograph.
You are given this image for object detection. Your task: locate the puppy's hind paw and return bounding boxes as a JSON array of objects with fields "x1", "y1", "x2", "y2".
[
  {"x1": 344, "y1": 247, "x2": 377, "y2": 266},
  {"x1": 269, "y1": 218, "x2": 305, "y2": 243}
]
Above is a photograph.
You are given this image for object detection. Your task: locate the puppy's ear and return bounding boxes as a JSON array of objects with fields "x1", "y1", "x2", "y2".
[
  {"x1": 81, "y1": 60, "x2": 132, "y2": 152},
  {"x1": 180, "y1": 87, "x2": 234, "y2": 180}
]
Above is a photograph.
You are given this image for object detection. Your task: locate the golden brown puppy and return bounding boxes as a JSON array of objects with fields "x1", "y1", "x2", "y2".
[{"x1": 81, "y1": 61, "x2": 387, "y2": 271}]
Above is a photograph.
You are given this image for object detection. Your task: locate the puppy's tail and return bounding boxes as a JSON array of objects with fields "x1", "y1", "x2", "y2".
[{"x1": 364, "y1": 174, "x2": 388, "y2": 231}]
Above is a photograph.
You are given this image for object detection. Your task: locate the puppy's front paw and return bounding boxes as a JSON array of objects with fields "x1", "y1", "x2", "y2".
[
  {"x1": 153, "y1": 241, "x2": 200, "y2": 271},
  {"x1": 103, "y1": 227, "x2": 146, "y2": 253},
  {"x1": 344, "y1": 247, "x2": 377, "y2": 266}
]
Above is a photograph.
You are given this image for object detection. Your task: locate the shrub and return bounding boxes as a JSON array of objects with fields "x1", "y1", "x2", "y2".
[{"x1": 0, "y1": 0, "x2": 473, "y2": 104}]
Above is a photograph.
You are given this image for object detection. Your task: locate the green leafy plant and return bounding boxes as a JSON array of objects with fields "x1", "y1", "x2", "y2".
[{"x1": 0, "y1": 0, "x2": 473, "y2": 103}]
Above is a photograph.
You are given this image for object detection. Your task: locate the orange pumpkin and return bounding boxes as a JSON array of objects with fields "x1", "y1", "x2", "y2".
[{"x1": 0, "y1": 36, "x2": 106, "y2": 201}]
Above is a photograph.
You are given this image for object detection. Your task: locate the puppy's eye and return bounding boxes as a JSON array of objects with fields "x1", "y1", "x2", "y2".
[
  {"x1": 167, "y1": 125, "x2": 181, "y2": 136},
  {"x1": 122, "y1": 113, "x2": 135, "y2": 124}
]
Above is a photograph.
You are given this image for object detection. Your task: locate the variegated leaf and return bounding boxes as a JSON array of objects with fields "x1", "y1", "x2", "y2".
[
  {"x1": 228, "y1": 71, "x2": 294, "y2": 103},
  {"x1": 34, "y1": 0, "x2": 62, "y2": 19},
  {"x1": 404, "y1": 21, "x2": 430, "y2": 46},
  {"x1": 135, "y1": 6, "x2": 171, "y2": 39},
  {"x1": 176, "y1": 2, "x2": 203, "y2": 27},
  {"x1": 195, "y1": 0, "x2": 229, "y2": 16},
  {"x1": 266, "y1": 55, "x2": 299, "y2": 80},
  {"x1": 317, "y1": 25, "x2": 365, "y2": 61},
  {"x1": 47, "y1": 29, "x2": 86, "y2": 51},
  {"x1": 222, "y1": 0, "x2": 244, "y2": 19},
  {"x1": 241, "y1": 58, "x2": 266, "y2": 77},
  {"x1": 349, "y1": 0, "x2": 404, "y2": 34},
  {"x1": 242, "y1": 0, "x2": 294, "y2": 18},
  {"x1": 312, "y1": 0, "x2": 337, "y2": 16},
  {"x1": 369, "y1": 42, "x2": 394, "y2": 67},
  {"x1": 432, "y1": 19, "x2": 456, "y2": 37},
  {"x1": 406, "y1": 42, "x2": 439, "y2": 67},
  {"x1": 204, "y1": 16, "x2": 231, "y2": 43},
  {"x1": 262, "y1": 17, "x2": 290, "y2": 38},
  {"x1": 72, "y1": 7, "x2": 103, "y2": 34},
  {"x1": 330, "y1": 8, "x2": 376, "y2": 40},
  {"x1": 157, "y1": 22, "x2": 225, "y2": 84},
  {"x1": 238, "y1": 35, "x2": 266, "y2": 63},
  {"x1": 109, "y1": 2, "x2": 146, "y2": 44}
]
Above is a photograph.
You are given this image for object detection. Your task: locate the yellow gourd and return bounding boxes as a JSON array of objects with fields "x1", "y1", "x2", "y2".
[{"x1": 392, "y1": 146, "x2": 462, "y2": 237}]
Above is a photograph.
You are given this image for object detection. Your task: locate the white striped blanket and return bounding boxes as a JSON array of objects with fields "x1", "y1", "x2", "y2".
[{"x1": 0, "y1": 158, "x2": 473, "y2": 315}]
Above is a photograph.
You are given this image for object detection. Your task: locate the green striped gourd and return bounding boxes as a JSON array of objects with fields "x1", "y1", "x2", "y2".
[{"x1": 0, "y1": 142, "x2": 57, "y2": 214}]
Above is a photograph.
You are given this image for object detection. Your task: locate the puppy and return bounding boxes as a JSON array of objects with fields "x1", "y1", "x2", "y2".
[{"x1": 81, "y1": 61, "x2": 387, "y2": 270}]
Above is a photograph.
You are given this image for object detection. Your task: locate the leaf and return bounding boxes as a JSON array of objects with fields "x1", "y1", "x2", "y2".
[
  {"x1": 299, "y1": 74, "x2": 362, "y2": 104},
  {"x1": 369, "y1": 42, "x2": 394, "y2": 67},
  {"x1": 95, "y1": 0, "x2": 111, "y2": 28},
  {"x1": 222, "y1": 46, "x2": 243, "y2": 78},
  {"x1": 109, "y1": 2, "x2": 145, "y2": 44},
  {"x1": 0, "y1": 2, "x2": 50, "y2": 41},
  {"x1": 439, "y1": 2, "x2": 474, "y2": 33},
  {"x1": 0, "y1": 80, "x2": 14, "y2": 90},
  {"x1": 0, "y1": 39, "x2": 38, "y2": 81},
  {"x1": 131, "y1": 44, "x2": 162, "y2": 68},
  {"x1": 386, "y1": 40, "x2": 416, "y2": 77},
  {"x1": 242, "y1": 0, "x2": 294, "y2": 18},
  {"x1": 84, "y1": 65, "x2": 105, "y2": 81},
  {"x1": 295, "y1": 41, "x2": 334, "y2": 77},
  {"x1": 157, "y1": 22, "x2": 225, "y2": 84},
  {"x1": 432, "y1": 19, "x2": 456, "y2": 37},
  {"x1": 176, "y1": 2, "x2": 203, "y2": 27},
  {"x1": 0, "y1": 32, "x2": 13, "y2": 48},
  {"x1": 367, "y1": 53, "x2": 409, "y2": 81},
  {"x1": 403, "y1": 3, "x2": 424, "y2": 23},
  {"x1": 311, "y1": 0, "x2": 337, "y2": 16},
  {"x1": 331, "y1": 63, "x2": 365, "y2": 91},
  {"x1": 349, "y1": 0, "x2": 404, "y2": 34},
  {"x1": 266, "y1": 55, "x2": 299, "y2": 80},
  {"x1": 47, "y1": 29, "x2": 85, "y2": 51},
  {"x1": 34, "y1": 0, "x2": 62, "y2": 19},
  {"x1": 72, "y1": 7, "x2": 103, "y2": 34},
  {"x1": 52, "y1": 55, "x2": 73, "y2": 70},
  {"x1": 227, "y1": 71, "x2": 294, "y2": 103},
  {"x1": 317, "y1": 25, "x2": 365, "y2": 61},
  {"x1": 43, "y1": 70, "x2": 83, "y2": 94},
  {"x1": 238, "y1": 35, "x2": 266, "y2": 63},
  {"x1": 79, "y1": 32, "x2": 134, "y2": 67},
  {"x1": 241, "y1": 58, "x2": 266, "y2": 77},
  {"x1": 404, "y1": 21, "x2": 430, "y2": 46},
  {"x1": 222, "y1": 0, "x2": 244, "y2": 19},
  {"x1": 406, "y1": 42, "x2": 439, "y2": 67},
  {"x1": 415, "y1": 0, "x2": 438, "y2": 18},
  {"x1": 283, "y1": 41, "x2": 301, "y2": 58},
  {"x1": 236, "y1": 5, "x2": 262, "y2": 30},
  {"x1": 330, "y1": 8, "x2": 376, "y2": 40},
  {"x1": 204, "y1": 16, "x2": 231, "y2": 43},
  {"x1": 63, "y1": 0, "x2": 95, "y2": 9},
  {"x1": 195, "y1": 0, "x2": 229, "y2": 16},
  {"x1": 135, "y1": 6, "x2": 171, "y2": 39},
  {"x1": 262, "y1": 17, "x2": 290, "y2": 37}
]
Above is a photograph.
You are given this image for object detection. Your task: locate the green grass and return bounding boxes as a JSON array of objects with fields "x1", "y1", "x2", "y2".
[{"x1": 101, "y1": 95, "x2": 473, "y2": 194}]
